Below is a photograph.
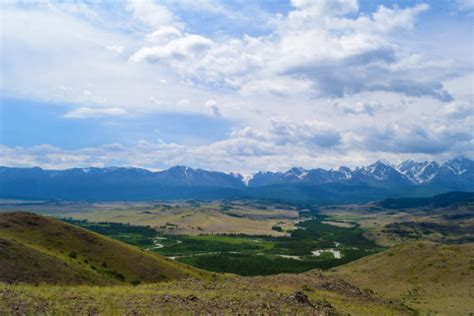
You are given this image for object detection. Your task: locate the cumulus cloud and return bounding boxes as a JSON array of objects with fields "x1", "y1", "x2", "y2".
[
  {"x1": 443, "y1": 102, "x2": 474, "y2": 119},
  {"x1": 130, "y1": 34, "x2": 214, "y2": 71},
  {"x1": 126, "y1": 0, "x2": 175, "y2": 28},
  {"x1": 371, "y1": 3, "x2": 429, "y2": 32},
  {"x1": 130, "y1": 1, "x2": 451, "y2": 101},
  {"x1": 357, "y1": 122, "x2": 473, "y2": 154},
  {"x1": 0, "y1": 0, "x2": 472, "y2": 170},
  {"x1": 333, "y1": 101, "x2": 381, "y2": 116},
  {"x1": 145, "y1": 26, "x2": 182, "y2": 43},
  {"x1": 269, "y1": 118, "x2": 341, "y2": 147},
  {"x1": 2, "y1": 121, "x2": 471, "y2": 173},
  {"x1": 204, "y1": 99, "x2": 221, "y2": 117}
]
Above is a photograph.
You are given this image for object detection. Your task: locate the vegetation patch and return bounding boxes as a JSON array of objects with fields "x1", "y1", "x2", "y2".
[{"x1": 66, "y1": 215, "x2": 382, "y2": 276}]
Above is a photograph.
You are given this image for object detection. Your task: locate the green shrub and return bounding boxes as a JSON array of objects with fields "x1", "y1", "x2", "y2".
[
  {"x1": 108, "y1": 270, "x2": 125, "y2": 281},
  {"x1": 271, "y1": 225, "x2": 284, "y2": 232}
]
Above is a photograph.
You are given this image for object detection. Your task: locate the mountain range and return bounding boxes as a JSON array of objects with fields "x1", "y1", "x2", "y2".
[{"x1": 0, "y1": 156, "x2": 472, "y2": 203}]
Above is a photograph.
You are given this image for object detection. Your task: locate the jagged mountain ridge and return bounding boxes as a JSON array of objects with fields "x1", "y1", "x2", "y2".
[
  {"x1": 0, "y1": 156, "x2": 472, "y2": 201},
  {"x1": 248, "y1": 156, "x2": 473, "y2": 187}
]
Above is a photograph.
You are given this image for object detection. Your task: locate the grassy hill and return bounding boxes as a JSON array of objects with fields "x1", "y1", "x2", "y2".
[
  {"x1": 0, "y1": 212, "x2": 412, "y2": 314},
  {"x1": 0, "y1": 270, "x2": 411, "y2": 315},
  {"x1": 331, "y1": 241, "x2": 474, "y2": 314},
  {"x1": 1, "y1": 211, "x2": 469, "y2": 314},
  {"x1": 0, "y1": 212, "x2": 209, "y2": 285}
]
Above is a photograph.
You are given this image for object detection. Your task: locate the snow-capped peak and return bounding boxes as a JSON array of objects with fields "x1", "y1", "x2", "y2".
[
  {"x1": 374, "y1": 159, "x2": 394, "y2": 167},
  {"x1": 362, "y1": 159, "x2": 397, "y2": 180},
  {"x1": 338, "y1": 166, "x2": 352, "y2": 179},
  {"x1": 443, "y1": 156, "x2": 470, "y2": 175},
  {"x1": 396, "y1": 160, "x2": 439, "y2": 184},
  {"x1": 286, "y1": 167, "x2": 308, "y2": 179},
  {"x1": 241, "y1": 174, "x2": 253, "y2": 186}
]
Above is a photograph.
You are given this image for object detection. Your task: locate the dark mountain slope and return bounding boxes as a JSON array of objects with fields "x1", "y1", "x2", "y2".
[
  {"x1": 0, "y1": 166, "x2": 244, "y2": 200},
  {"x1": 0, "y1": 156, "x2": 472, "y2": 202},
  {"x1": 377, "y1": 191, "x2": 474, "y2": 209}
]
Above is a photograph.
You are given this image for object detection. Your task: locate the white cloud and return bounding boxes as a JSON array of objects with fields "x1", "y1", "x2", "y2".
[
  {"x1": 240, "y1": 77, "x2": 314, "y2": 96},
  {"x1": 126, "y1": 0, "x2": 175, "y2": 28},
  {"x1": 0, "y1": 0, "x2": 472, "y2": 170},
  {"x1": 131, "y1": 34, "x2": 214, "y2": 71},
  {"x1": 371, "y1": 3, "x2": 429, "y2": 33},
  {"x1": 455, "y1": 0, "x2": 474, "y2": 12},
  {"x1": 289, "y1": 0, "x2": 359, "y2": 17},
  {"x1": 204, "y1": 99, "x2": 221, "y2": 117},
  {"x1": 354, "y1": 121, "x2": 473, "y2": 154},
  {"x1": 64, "y1": 107, "x2": 128, "y2": 119},
  {"x1": 106, "y1": 45, "x2": 124, "y2": 54},
  {"x1": 146, "y1": 26, "x2": 182, "y2": 43},
  {"x1": 177, "y1": 99, "x2": 190, "y2": 106},
  {"x1": 443, "y1": 102, "x2": 474, "y2": 120},
  {"x1": 0, "y1": 3, "x2": 226, "y2": 117},
  {"x1": 269, "y1": 118, "x2": 341, "y2": 147},
  {"x1": 2, "y1": 120, "x2": 471, "y2": 173},
  {"x1": 333, "y1": 101, "x2": 381, "y2": 116},
  {"x1": 129, "y1": 1, "x2": 449, "y2": 102}
]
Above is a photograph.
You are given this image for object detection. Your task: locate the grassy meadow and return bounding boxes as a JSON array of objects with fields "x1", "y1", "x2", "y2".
[
  {"x1": 57, "y1": 202, "x2": 298, "y2": 236},
  {"x1": 331, "y1": 241, "x2": 474, "y2": 315}
]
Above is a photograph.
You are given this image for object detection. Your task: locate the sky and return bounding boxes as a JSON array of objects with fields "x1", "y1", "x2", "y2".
[{"x1": 0, "y1": 0, "x2": 473, "y2": 173}]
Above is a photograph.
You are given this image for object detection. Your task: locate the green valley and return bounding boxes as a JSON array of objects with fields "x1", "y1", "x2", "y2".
[
  {"x1": 64, "y1": 214, "x2": 381, "y2": 276},
  {"x1": 1, "y1": 193, "x2": 473, "y2": 314},
  {"x1": 0, "y1": 211, "x2": 409, "y2": 315}
]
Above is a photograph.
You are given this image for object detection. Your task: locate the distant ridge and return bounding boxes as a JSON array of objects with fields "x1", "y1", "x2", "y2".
[
  {"x1": 0, "y1": 156, "x2": 472, "y2": 202},
  {"x1": 376, "y1": 191, "x2": 474, "y2": 209}
]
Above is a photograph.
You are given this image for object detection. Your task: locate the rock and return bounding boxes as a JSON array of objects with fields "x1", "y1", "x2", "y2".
[
  {"x1": 185, "y1": 295, "x2": 198, "y2": 302},
  {"x1": 290, "y1": 291, "x2": 311, "y2": 305}
]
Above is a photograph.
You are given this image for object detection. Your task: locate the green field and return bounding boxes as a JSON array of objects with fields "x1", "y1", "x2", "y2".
[{"x1": 65, "y1": 215, "x2": 382, "y2": 276}]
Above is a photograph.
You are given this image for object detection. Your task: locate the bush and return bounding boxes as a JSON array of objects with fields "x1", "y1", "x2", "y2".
[
  {"x1": 271, "y1": 225, "x2": 284, "y2": 232},
  {"x1": 108, "y1": 270, "x2": 125, "y2": 281},
  {"x1": 68, "y1": 251, "x2": 77, "y2": 259}
]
